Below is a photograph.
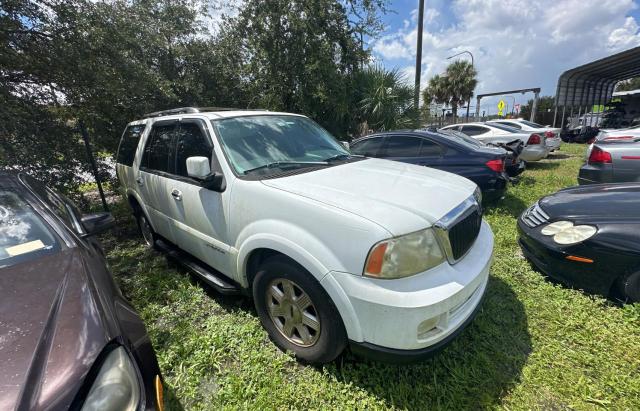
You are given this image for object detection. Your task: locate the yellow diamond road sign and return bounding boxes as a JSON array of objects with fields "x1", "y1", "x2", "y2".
[{"x1": 497, "y1": 99, "x2": 505, "y2": 116}]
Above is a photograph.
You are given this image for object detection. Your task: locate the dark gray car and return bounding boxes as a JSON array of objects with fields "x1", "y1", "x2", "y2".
[
  {"x1": 0, "y1": 173, "x2": 163, "y2": 411},
  {"x1": 579, "y1": 140, "x2": 640, "y2": 184}
]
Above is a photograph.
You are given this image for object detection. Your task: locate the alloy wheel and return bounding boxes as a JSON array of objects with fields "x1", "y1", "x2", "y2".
[{"x1": 265, "y1": 278, "x2": 321, "y2": 347}]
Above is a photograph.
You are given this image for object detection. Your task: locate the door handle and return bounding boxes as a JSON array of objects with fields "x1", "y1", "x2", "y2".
[
  {"x1": 136, "y1": 177, "x2": 144, "y2": 186},
  {"x1": 171, "y1": 189, "x2": 182, "y2": 201}
]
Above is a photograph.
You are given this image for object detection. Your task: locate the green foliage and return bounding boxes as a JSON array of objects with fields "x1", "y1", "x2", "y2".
[
  {"x1": 423, "y1": 61, "x2": 477, "y2": 120},
  {"x1": 1, "y1": 0, "x2": 389, "y2": 192},
  {"x1": 615, "y1": 77, "x2": 640, "y2": 92},
  {"x1": 354, "y1": 66, "x2": 416, "y2": 132},
  {"x1": 519, "y1": 95, "x2": 555, "y2": 122},
  {"x1": 103, "y1": 144, "x2": 640, "y2": 409}
]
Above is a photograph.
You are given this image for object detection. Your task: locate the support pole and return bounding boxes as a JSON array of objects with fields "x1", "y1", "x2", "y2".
[
  {"x1": 79, "y1": 120, "x2": 109, "y2": 212},
  {"x1": 413, "y1": 0, "x2": 425, "y2": 121},
  {"x1": 530, "y1": 90, "x2": 539, "y2": 122}
]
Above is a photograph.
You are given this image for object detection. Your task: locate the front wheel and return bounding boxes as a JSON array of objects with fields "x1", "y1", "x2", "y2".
[
  {"x1": 619, "y1": 272, "x2": 640, "y2": 303},
  {"x1": 253, "y1": 256, "x2": 347, "y2": 364}
]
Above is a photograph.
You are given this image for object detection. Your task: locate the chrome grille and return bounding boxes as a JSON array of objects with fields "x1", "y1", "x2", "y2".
[
  {"x1": 522, "y1": 202, "x2": 549, "y2": 227},
  {"x1": 433, "y1": 196, "x2": 483, "y2": 264}
]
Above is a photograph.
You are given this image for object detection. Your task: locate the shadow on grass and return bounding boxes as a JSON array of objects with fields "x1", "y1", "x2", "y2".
[
  {"x1": 546, "y1": 152, "x2": 573, "y2": 160},
  {"x1": 525, "y1": 161, "x2": 560, "y2": 170},
  {"x1": 484, "y1": 190, "x2": 528, "y2": 219},
  {"x1": 328, "y1": 276, "x2": 531, "y2": 410}
]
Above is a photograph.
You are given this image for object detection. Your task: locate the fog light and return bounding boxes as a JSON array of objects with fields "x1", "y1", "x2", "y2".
[{"x1": 417, "y1": 316, "x2": 440, "y2": 339}]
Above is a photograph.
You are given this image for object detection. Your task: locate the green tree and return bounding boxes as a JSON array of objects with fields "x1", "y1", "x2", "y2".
[
  {"x1": 615, "y1": 77, "x2": 640, "y2": 92},
  {"x1": 354, "y1": 66, "x2": 415, "y2": 132},
  {"x1": 519, "y1": 96, "x2": 555, "y2": 122},
  {"x1": 422, "y1": 61, "x2": 477, "y2": 120}
]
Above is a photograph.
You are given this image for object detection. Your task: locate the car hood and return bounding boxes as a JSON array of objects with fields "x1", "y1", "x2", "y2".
[
  {"x1": 539, "y1": 183, "x2": 640, "y2": 222},
  {"x1": 261, "y1": 158, "x2": 477, "y2": 235},
  {"x1": 0, "y1": 248, "x2": 108, "y2": 410}
]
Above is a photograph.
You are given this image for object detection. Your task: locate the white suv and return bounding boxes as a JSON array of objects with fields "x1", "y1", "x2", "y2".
[{"x1": 116, "y1": 107, "x2": 494, "y2": 364}]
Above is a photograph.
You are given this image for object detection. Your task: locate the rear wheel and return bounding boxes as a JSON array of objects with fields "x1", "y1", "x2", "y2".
[{"x1": 252, "y1": 256, "x2": 346, "y2": 364}]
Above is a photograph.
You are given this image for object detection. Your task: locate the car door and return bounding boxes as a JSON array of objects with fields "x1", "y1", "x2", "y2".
[
  {"x1": 378, "y1": 135, "x2": 427, "y2": 166},
  {"x1": 137, "y1": 120, "x2": 179, "y2": 243},
  {"x1": 164, "y1": 118, "x2": 233, "y2": 275}
]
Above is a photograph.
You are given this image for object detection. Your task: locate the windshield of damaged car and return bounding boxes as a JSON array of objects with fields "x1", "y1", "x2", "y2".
[
  {"x1": 0, "y1": 190, "x2": 60, "y2": 268},
  {"x1": 213, "y1": 115, "x2": 350, "y2": 175}
]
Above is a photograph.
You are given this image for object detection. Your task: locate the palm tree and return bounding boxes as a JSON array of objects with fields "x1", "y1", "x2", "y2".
[
  {"x1": 355, "y1": 66, "x2": 416, "y2": 132},
  {"x1": 423, "y1": 61, "x2": 477, "y2": 120}
]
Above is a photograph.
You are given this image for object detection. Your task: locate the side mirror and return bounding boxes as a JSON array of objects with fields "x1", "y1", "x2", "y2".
[
  {"x1": 341, "y1": 141, "x2": 350, "y2": 149},
  {"x1": 186, "y1": 156, "x2": 226, "y2": 192},
  {"x1": 81, "y1": 212, "x2": 115, "y2": 237},
  {"x1": 186, "y1": 156, "x2": 211, "y2": 179}
]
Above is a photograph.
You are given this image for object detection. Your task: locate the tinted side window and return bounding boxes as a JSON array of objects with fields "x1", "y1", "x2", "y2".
[
  {"x1": 420, "y1": 139, "x2": 443, "y2": 156},
  {"x1": 382, "y1": 136, "x2": 423, "y2": 157},
  {"x1": 116, "y1": 124, "x2": 146, "y2": 166},
  {"x1": 175, "y1": 122, "x2": 213, "y2": 178},
  {"x1": 499, "y1": 121, "x2": 521, "y2": 129},
  {"x1": 142, "y1": 123, "x2": 177, "y2": 174},
  {"x1": 350, "y1": 137, "x2": 384, "y2": 156},
  {"x1": 461, "y1": 125, "x2": 489, "y2": 136},
  {"x1": 21, "y1": 175, "x2": 79, "y2": 231}
]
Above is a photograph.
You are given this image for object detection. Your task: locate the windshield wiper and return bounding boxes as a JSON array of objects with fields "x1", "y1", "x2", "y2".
[
  {"x1": 323, "y1": 153, "x2": 363, "y2": 162},
  {"x1": 243, "y1": 161, "x2": 328, "y2": 175}
]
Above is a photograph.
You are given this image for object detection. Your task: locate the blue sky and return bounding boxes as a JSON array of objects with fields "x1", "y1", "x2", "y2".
[{"x1": 371, "y1": 0, "x2": 640, "y2": 113}]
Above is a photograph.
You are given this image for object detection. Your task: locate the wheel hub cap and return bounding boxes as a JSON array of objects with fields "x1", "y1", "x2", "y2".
[{"x1": 266, "y1": 278, "x2": 320, "y2": 347}]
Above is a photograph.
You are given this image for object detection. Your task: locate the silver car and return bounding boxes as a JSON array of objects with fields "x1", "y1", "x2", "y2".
[{"x1": 579, "y1": 139, "x2": 640, "y2": 184}]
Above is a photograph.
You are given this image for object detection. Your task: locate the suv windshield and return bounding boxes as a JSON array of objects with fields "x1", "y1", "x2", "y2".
[
  {"x1": 0, "y1": 190, "x2": 60, "y2": 268},
  {"x1": 213, "y1": 115, "x2": 350, "y2": 175}
]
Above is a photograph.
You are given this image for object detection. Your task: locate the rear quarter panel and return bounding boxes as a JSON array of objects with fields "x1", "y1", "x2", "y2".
[{"x1": 611, "y1": 143, "x2": 640, "y2": 182}]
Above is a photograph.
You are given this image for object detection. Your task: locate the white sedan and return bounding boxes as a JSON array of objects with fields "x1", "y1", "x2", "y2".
[
  {"x1": 441, "y1": 122, "x2": 549, "y2": 162},
  {"x1": 487, "y1": 119, "x2": 562, "y2": 152}
]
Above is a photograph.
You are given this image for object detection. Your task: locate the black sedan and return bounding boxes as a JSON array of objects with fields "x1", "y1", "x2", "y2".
[
  {"x1": 350, "y1": 130, "x2": 513, "y2": 199},
  {"x1": 0, "y1": 172, "x2": 163, "y2": 410},
  {"x1": 518, "y1": 183, "x2": 640, "y2": 302}
]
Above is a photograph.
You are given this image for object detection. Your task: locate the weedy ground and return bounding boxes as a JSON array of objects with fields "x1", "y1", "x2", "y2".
[{"x1": 102, "y1": 143, "x2": 640, "y2": 410}]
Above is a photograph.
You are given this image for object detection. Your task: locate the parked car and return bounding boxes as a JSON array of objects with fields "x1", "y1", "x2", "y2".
[
  {"x1": 441, "y1": 122, "x2": 549, "y2": 162},
  {"x1": 579, "y1": 139, "x2": 640, "y2": 184},
  {"x1": 594, "y1": 124, "x2": 640, "y2": 143},
  {"x1": 433, "y1": 128, "x2": 526, "y2": 179},
  {"x1": 487, "y1": 119, "x2": 562, "y2": 152},
  {"x1": 0, "y1": 172, "x2": 162, "y2": 411},
  {"x1": 560, "y1": 125, "x2": 600, "y2": 144},
  {"x1": 116, "y1": 107, "x2": 494, "y2": 364},
  {"x1": 518, "y1": 183, "x2": 640, "y2": 302},
  {"x1": 349, "y1": 130, "x2": 511, "y2": 199}
]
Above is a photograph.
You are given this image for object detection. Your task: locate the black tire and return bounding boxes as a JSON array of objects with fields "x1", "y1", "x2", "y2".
[
  {"x1": 252, "y1": 256, "x2": 347, "y2": 364},
  {"x1": 620, "y1": 272, "x2": 640, "y2": 303},
  {"x1": 135, "y1": 211, "x2": 158, "y2": 250}
]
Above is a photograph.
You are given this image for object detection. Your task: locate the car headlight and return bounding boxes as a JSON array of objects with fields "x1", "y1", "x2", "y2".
[
  {"x1": 364, "y1": 228, "x2": 445, "y2": 279},
  {"x1": 473, "y1": 186, "x2": 482, "y2": 205},
  {"x1": 540, "y1": 221, "x2": 597, "y2": 245},
  {"x1": 81, "y1": 346, "x2": 141, "y2": 411}
]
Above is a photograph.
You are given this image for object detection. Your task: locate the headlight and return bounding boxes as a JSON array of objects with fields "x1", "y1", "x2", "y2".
[
  {"x1": 540, "y1": 221, "x2": 597, "y2": 245},
  {"x1": 473, "y1": 186, "x2": 482, "y2": 205},
  {"x1": 81, "y1": 347, "x2": 141, "y2": 411},
  {"x1": 364, "y1": 228, "x2": 445, "y2": 279}
]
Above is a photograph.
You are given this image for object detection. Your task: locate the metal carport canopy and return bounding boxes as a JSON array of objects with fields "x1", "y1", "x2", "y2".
[{"x1": 555, "y1": 46, "x2": 640, "y2": 108}]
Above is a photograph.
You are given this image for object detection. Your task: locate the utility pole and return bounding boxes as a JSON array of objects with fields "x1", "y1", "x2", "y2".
[{"x1": 414, "y1": 0, "x2": 425, "y2": 123}]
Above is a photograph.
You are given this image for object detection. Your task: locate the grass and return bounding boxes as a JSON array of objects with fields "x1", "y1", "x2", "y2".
[{"x1": 102, "y1": 143, "x2": 640, "y2": 410}]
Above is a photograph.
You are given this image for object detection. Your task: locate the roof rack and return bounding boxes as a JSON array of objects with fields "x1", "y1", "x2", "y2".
[{"x1": 142, "y1": 106, "x2": 268, "y2": 118}]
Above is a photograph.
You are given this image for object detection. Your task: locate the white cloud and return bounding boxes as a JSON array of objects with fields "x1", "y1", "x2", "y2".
[{"x1": 373, "y1": 0, "x2": 640, "y2": 110}]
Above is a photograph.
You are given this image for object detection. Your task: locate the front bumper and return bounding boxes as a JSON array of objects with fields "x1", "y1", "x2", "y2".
[{"x1": 323, "y1": 222, "x2": 493, "y2": 354}]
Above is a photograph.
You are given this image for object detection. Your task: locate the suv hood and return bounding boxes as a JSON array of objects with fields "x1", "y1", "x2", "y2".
[
  {"x1": 261, "y1": 158, "x2": 476, "y2": 235},
  {"x1": 540, "y1": 183, "x2": 640, "y2": 222},
  {"x1": 0, "y1": 249, "x2": 108, "y2": 410}
]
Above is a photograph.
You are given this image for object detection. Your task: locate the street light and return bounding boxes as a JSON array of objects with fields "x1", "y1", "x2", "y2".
[{"x1": 447, "y1": 50, "x2": 474, "y2": 121}]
